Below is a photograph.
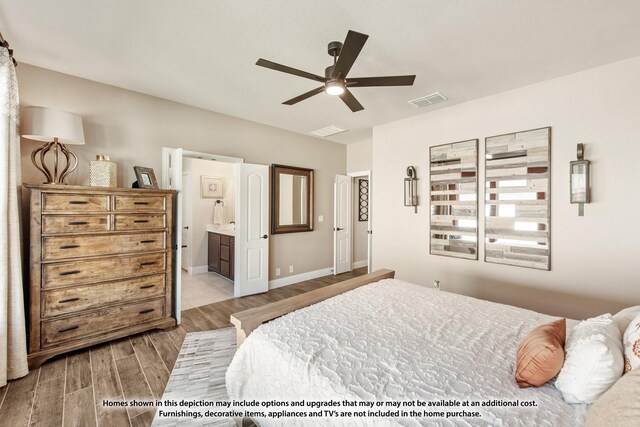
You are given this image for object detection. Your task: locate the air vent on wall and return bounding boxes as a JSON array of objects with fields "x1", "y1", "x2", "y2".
[
  {"x1": 309, "y1": 125, "x2": 347, "y2": 137},
  {"x1": 408, "y1": 92, "x2": 448, "y2": 108}
]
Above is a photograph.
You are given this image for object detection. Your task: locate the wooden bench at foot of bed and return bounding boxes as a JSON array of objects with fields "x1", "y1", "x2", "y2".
[{"x1": 230, "y1": 269, "x2": 395, "y2": 346}]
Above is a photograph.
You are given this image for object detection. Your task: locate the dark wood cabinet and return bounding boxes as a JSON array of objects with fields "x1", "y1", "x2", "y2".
[
  {"x1": 208, "y1": 232, "x2": 234, "y2": 280},
  {"x1": 208, "y1": 232, "x2": 221, "y2": 273}
]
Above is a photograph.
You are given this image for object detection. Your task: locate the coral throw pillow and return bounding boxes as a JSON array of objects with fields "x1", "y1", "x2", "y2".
[
  {"x1": 623, "y1": 313, "x2": 640, "y2": 373},
  {"x1": 515, "y1": 318, "x2": 566, "y2": 388}
]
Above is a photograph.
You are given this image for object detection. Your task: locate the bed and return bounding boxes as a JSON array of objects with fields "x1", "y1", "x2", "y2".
[{"x1": 226, "y1": 270, "x2": 588, "y2": 426}]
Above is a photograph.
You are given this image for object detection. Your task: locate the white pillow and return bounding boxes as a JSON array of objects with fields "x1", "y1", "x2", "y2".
[
  {"x1": 623, "y1": 312, "x2": 640, "y2": 373},
  {"x1": 555, "y1": 313, "x2": 624, "y2": 404},
  {"x1": 613, "y1": 305, "x2": 640, "y2": 336}
]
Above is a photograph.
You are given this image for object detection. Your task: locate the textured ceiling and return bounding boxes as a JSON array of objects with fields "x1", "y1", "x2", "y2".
[{"x1": 2, "y1": 0, "x2": 640, "y2": 144}]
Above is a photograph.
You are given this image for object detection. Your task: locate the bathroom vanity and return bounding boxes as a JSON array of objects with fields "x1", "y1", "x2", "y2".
[{"x1": 207, "y1": 226, "x2": 235, "y2": 280}]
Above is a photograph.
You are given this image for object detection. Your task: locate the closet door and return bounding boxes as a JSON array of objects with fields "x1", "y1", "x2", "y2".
[
  {"x1": 333, "y1": 174, "x2": 352, "y2": 274},
  {"x1": 235, "y1": 163, "x2": 270, "y2": 297}
]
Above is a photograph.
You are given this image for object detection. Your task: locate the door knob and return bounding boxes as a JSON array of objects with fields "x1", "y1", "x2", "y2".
[
  {"x1": 183, "y1": 226, "x2": 189, "y2": 229},
  {"x1": 335, "y1": 227, "x2": 344, "y2": 231},
  {"x1": 261, "y1": 234, "x2": 268, "y2": 239}
]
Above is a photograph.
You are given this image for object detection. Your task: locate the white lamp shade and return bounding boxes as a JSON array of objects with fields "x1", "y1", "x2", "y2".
[{"x1": 21, "y1": 106, "x2": 85, "y2": 145}]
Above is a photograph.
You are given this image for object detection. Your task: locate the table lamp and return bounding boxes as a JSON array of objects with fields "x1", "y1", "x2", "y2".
[{"x1": 21, "y1": 106, "x2": 85, "y2": 184}]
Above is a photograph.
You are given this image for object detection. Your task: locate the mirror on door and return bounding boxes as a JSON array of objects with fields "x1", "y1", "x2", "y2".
[{"x1": 271, "y1": 164, "x2": 314, "y2": 234}]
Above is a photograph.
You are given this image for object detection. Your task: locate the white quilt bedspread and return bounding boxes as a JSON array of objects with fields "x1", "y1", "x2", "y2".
[{"x1": 226, "y1": 279, "x2": 588, "y2": 426}]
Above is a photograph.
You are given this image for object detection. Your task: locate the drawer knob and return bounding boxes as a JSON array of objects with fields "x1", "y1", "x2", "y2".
[
  {"x1": 59, "y1": 245, "x2": 80, "y2": 250},
  {"x1": 139, "y1": 284, "x2": 155, "y2": 289},
  {"x1": 140, "y1": 240, "x2": 155, "y2": 244},
  {"x1": 58, "y1": 297, "x2": 80, "y2": 304},
  {"x1": 139, "y1": 309, "x2": 154, "y2": 314},
  {"x1": 58, "y1": 325, "x2": 79, "y2": 333},
  {"x1": 133, "y1": 220, "x2": 149, "y2": 223},
  {"x1": 68, "y1": 221, "x2": 88, "y2": 225},
  {"x1": 59, "y1": 270, "x2": 81, "y2": 276},
  {"x1": 68, "y1": 201, "x2": 88, "y2": 205},
  {"x1": 133, "y1": 201, "x2": 149, "y2": 205},
  {"x1": 140, "y1": 261, "x2": 156, "y2": 267}
]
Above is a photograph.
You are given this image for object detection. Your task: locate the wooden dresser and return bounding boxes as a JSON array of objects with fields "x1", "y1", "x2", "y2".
[{"x1": 26, "y1": 184, "x2": 176, "y2": 368}]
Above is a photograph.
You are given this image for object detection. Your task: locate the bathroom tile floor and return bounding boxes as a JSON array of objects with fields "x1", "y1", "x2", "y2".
[{"x1": 180, "y1": 270, "x2": 234, "y2": 310}]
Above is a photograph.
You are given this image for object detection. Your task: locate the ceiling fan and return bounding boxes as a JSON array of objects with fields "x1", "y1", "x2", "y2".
[{"x1": 256, "y1": 30, "x2": 416, "y2": 112}]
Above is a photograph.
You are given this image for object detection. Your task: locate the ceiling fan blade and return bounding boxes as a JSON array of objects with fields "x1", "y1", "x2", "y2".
[
  {"x1": 282, "y1": 86, "x2": 325, "y2": 105},
  {"x1": 331, "y1": 30, "x2": 369, "y2": 79},
  {"x1": 256, "y1": 58, "x2": 326, "y2": 83},
  {"x1": 348, "y1": 75, "x2": 416, "y2": 87},
  {"x1": 339, "y1": 88, "x2": 364, "y2": 112}
]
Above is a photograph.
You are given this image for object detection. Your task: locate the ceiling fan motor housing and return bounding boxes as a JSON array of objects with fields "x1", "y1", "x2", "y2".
[
  {"x1": 327, "y1": 41, "x2": 343, "y2": 57},
  {"x1": 325, "y1": 65, "x2": 337, "y2": 80}
]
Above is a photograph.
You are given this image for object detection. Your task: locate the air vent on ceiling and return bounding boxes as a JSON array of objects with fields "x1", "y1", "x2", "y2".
[
  {"x1": 309, "y1": 125, "x2": 347, "y2": 138},
  {"x1": 408, "y1": 92, "x2": 448, "y2": 108}
]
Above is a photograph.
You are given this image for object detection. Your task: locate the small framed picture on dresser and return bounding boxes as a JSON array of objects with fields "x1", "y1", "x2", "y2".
[{"x1": 134, "y1": 166, "x2": 159, "y2": 189}]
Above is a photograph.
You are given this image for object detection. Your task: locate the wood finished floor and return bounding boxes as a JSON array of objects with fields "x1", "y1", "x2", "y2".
[{"x1": 0, "y1": 267, "x2": 367, "y2": 427}]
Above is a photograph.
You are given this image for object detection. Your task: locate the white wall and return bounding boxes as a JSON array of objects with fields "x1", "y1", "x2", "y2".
[
  {"x1": 183, "y1": 158, "x2": 235, "y2": 271},
  {"x1": 347, "y1": 140, "x2": 372, "y2": 173},
  {"x1": 17, "y1": 64, "x2": 346, "y2": 281},
  {"x1": 373, "y1": 56, "x2": 640, "y2": 319}
]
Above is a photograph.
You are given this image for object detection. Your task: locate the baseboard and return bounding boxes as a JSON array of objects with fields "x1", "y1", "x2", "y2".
[
  {"x1": 269, "y1": 267, "x2": 334, "y2": 289},
  {"x1": 353, "y1": 260, "x2": 368, "y2": 269},
  {"x1": 189, "y1": 265, "x2": 209, "y2": 275}
]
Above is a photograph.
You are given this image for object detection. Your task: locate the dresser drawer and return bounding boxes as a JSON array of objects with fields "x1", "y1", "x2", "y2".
[
  {"x1": 42, "y1": 274, "x2": 165, "y2": 317},
  {"x1": 41, "y1": 298, "x2": 165, "y2": 347},
  {"x1": 43, "y1": 193, "x2": 109, "y2": 212},
  {"x1": 114, "y1": 195, "x2": 165, "y2": 211},
  {"x1": 220, "y1": 235, "x2": 231, "y2": 246},
  {"x1": 113, "y1": 214, "x2": 165, "y2": 231},
  {"x1": 42, "y1": 253, "x2": 166, "y2": 288},
  {"x1": 220, "y1": 244, "x2": 230, "y2": 262},
  {"x1": 42, "y1": 215, "x2": 110, "y2": 234},
  {"x1": 42, "y1": 232, "x2": 166, "y2": 260},
  {"x1": 220, "y1": 260, "x2": 230, "y2": 278}
]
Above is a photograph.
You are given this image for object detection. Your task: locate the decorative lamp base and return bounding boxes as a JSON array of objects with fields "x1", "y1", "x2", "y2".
[{"x1": 30, "y1": 139, "x2": 78, "y2": 184}]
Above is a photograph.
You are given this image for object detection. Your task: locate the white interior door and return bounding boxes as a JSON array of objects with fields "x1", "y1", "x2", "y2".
[
  {"x1": 235, "y1": 163, "x2": 269, "y2": 297},
  {"x1": 181, "y1": 172, "x2": 190, "y2": 272},
  {"x1": 169, "y1": 148, "x2": 183, "y2": 322},
  {"x1": 334, "y1": 174, "x2": 352, "y2": 275}
]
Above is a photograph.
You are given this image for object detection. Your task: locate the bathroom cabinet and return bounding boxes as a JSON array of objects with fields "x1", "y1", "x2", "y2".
[{"x1": 208, "y1": 231, "x2": 234, "y2": 280}]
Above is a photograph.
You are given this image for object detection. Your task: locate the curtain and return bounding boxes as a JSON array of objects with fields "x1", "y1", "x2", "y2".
[{"x1": 0, "y1": 45, "x2": 28, "y2": 387}]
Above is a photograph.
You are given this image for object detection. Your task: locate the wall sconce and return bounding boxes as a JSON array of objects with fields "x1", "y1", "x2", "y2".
[
  {"x1": 404, "y1": 166, "x2": 418, "y2": 213},
  {"x1": 570, "y1": 143, "x2": 590, "y2": 216}
]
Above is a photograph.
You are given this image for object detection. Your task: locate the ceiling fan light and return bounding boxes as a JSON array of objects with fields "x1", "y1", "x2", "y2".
[{"x1": 325, "y1": 81, "x2": 345, "y2": 96}]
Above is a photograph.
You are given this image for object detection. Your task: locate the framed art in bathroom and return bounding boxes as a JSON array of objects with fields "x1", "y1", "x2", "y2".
[{"x1": 201, "y1": 176, "x2": 223, "y2": 198}]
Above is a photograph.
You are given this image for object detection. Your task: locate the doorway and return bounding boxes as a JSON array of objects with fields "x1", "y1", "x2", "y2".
[
  {"x1": 162, "y1": 148, "x2": 270, "y2": 323},
  {"x1": 181, "y1": 158, "x2": 237, "y2": 310},
  {"x1": 333, "y1": 171, "x2": 372, "y2": 275}
]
